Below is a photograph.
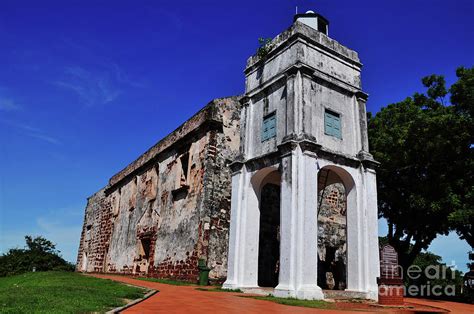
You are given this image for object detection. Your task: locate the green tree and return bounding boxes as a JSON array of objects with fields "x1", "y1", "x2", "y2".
[
  {"x1": 369, "y1": 67, "x2": 474, "y2": 270},
  {"x1": 0, "y1": 235, "x2": 75, "y2": 277}
]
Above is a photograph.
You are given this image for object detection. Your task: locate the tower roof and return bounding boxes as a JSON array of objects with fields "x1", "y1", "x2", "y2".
[{"x1": 293, "y1": 10, "x2": 329, "y2": 35}]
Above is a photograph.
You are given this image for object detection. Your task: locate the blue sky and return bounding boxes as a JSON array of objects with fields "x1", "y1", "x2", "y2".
[{"x1": 0, "y1": 0, "x2": 472, "y2": 271}]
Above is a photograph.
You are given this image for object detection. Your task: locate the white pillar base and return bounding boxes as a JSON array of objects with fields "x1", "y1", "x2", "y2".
[
  {"x1": 296, "y1": 284, "x2": 325, "y2": 300},
  {"x1": 366, "y1": 288, "x2": 379, "y2": 301},
  {"x1": 274, "y1": 284, "x2": 324, "y2": 300},
  {"x1": 273, "y1": 284, "x2": 295, "y2": 298},
  {"x1": 222, "y1": 281, "x2": 239, "y2": 290}
]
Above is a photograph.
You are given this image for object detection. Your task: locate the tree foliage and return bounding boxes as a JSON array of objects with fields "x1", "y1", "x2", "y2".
[
  {"x1": 0, "y1": 236, "x2": 75, "y2": 277},
  {"x1": 369, "y1": 67, "x2": 474, "y2": 270}
]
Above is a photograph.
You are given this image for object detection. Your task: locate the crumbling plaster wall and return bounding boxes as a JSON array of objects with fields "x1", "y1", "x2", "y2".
[
  {"x1": 76, "y1": 188, "x2": 113, "y2": 273},
  {"x1": 202, "y1": 97, "x2": 241, "y2": 282},
  {"x1": 77, "y1": 96, "x2": 241, "y2": 282},
  {"x1": 148, "y1": 133, "x2": 210, "y2": 280}
]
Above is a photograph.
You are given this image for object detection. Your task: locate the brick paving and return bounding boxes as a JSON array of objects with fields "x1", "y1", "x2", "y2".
[
  {"x1": 92, "y1": 274, "x2": 367, "y2": 313},
  {"x1": 405, "y1": 298, "x2": 474, "y2": 313},
  {"x1": 91, "y1": 274, "x2": 473, "y2": 313}
]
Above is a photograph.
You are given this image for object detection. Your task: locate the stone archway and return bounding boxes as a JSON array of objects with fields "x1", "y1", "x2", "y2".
[{"x1": 317, "y1": 167, "x2": 348, "y2": 290}]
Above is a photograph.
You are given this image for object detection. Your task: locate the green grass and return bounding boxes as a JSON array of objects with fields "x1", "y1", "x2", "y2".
[
  {"x1": 195, "y1": 287, "x2": 243, "y2": 293},
  {"x1": 136, "y1": 277, "x2": 196, "y2": 286},
  {"x1": 0, "y1": 271, "x2": 146, "y2": 314},
  {"x1": 248, "y1": 295, "x2": 333, "y2": 309}
]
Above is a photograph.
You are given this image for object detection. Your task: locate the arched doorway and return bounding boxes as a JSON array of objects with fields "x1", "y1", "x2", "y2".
[
  {"x1": 317, "y1": 167, "x2": 348, "y2": 290},
  {"x1": 252, "y1": 168, "x2": 281, "y2": 288}
]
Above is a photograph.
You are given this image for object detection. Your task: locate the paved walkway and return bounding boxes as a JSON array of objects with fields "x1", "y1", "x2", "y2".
[
  {"x1": 405, "y1": 298, "x2": 474, "y2": 313},
  {"x1": 92, "y1": 274, "x2": 473, "y2": 313}
]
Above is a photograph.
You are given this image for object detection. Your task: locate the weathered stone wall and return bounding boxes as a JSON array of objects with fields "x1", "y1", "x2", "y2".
[
  {"x1": 318, "y1": 182, "x2": 347, "y2": 290},
  {"x1": 147, "y1": 132, "x2": 210, "y2": 280},
  {"x1": 76, "y1": 188, "x2": 114, "y2": 273},
  {"x1": 76, "y1": 96, "x2": 241, "y2": 283},
  {"x1": 202, "y1": 98, "x2": 241, "y2": 282}
]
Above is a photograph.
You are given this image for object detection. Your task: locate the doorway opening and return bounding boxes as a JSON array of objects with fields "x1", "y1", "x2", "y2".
[
  {"x1": 258, "y1": 183, "x2": 280, "y2": 287},
  {"x1": 135, "y1": 237, "x2": 152, "y2": 274},
  {"x1": 317, "y1": 168, "x2": 347, "y2": 290}
]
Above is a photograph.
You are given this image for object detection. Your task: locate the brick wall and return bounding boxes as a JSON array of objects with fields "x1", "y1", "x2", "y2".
[{"x1": 378, "y1": 285, "x2": 404, "y2": 305}]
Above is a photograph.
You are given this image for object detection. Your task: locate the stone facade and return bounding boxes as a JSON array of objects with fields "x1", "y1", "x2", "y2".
[{"x1": 77, "y1": 97, "x2": 241, "y2": 283}]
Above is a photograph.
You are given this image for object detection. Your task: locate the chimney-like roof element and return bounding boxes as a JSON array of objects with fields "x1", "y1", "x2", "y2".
[{"x1": 293, "y1": 10, "x2": 329, "y2": 36}]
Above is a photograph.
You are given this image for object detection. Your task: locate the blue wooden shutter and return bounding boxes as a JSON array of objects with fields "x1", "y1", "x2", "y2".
[
  {"x1": 324, "y1": 110, "x2": 342, "y2": 139},
  {"x1": 262, "y1": 112, "x2": 276, "y2": 141}
]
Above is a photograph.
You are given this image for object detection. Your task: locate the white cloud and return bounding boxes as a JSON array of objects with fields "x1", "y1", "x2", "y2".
[
  {"x1": 0, "y1": 98, "x2": 21, "y2": 111},
  {"x1": 54, "y1": 64, "x2": 123, "y2": 107},
  {"x1": 26, "y1": 132, "x2": 61, "y2": 145},
  {"x1": 1, "y1": 120, "x2": 61, "y2": 145}
]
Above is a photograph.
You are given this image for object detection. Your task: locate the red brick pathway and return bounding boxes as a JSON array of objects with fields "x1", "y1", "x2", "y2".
[
  {"x1": 93, "y1": 274, "x2": 369, "y2": 313},
  {"x1": 91, "y1": 274, "x2": 473, "y2": 313},
  {"x1": 405, "y1": 298, "x2": 474, "y2": 313}
]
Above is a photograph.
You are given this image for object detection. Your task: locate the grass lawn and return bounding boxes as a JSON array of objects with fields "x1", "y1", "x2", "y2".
[
  {"x1": 0, "y1": 271, "x2": 146, "y2": 314},
  {"x1": 136, "y1": 277, "x2": 197, "y2": 286},
  {"x1": 248, "y1": 295, "x2": 333, "y2": 310}
]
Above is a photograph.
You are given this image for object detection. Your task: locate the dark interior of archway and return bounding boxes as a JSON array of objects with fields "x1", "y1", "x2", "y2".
[
  {"x1": 258, "y1": 183, "x2": 280, "y2": 288},
  {"x1": 317, "y1": 170, "x2": 347, "y2": 290}
]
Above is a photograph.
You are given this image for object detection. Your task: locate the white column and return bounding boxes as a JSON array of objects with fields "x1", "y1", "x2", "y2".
[
  {"x1": 274, "y1": 145, "x2": 323, "y2": 299},
  {"x1": 241, "y1": 173, "x2": 260, "y2": 287},
  {"x1": 223, "y1": 166, "x2": 248, "y2": 289},
  {"x1": 346, "y1": 169, "x2": 363, "y2": 292},
  {"x1": 275, "y1": 149, "x2": 297, "y2": 296},
  {"x1": 365, "y1": 168, "x2": 380, "y2": 300},
  {"x1": 296, "y1": 149, "x2": 323, "y2": 299}
]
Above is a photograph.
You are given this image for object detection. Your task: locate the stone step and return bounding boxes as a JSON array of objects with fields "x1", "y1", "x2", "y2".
[{"x1": 323, "y1": 289, "x2": 368, "y2": 300}]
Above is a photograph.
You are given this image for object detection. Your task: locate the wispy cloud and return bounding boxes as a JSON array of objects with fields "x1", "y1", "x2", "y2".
[
  {"x1": 54, "y1": 65, "x2": 122, "y2": 107},
  {"x1": 1, "y1": 120, "x2": 61, "y2": 145},
  {"x1": 52, "y1": 38, "x2": 148, "y2": 106},
  {"x1": 0, "y1": 98, "x2": 21, "y2": 111},
  {"x1": 107, "y1": 62, "x2": 148, "y2": 88},
  {"x1": 27, "y1": 132, "x2": 61, "y2": 145}
]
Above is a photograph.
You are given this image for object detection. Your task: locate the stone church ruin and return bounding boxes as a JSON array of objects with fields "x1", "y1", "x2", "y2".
[{"x1": 77, "y1": 10, "x2": 380, "y2": 300}]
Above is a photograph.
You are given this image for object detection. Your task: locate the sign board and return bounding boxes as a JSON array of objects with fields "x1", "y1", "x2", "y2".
[{"x1": 380, "y1": 244, "x2": 400, "y2": 279}]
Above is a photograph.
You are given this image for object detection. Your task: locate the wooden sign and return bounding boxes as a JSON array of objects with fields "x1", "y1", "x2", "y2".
[{"x1": 380, "y1": 244, "x2": 400, "y2": 279}]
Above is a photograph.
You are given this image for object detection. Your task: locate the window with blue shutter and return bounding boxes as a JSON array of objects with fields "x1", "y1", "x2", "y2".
[
  {"x1": 262, "y1": 112, "x2": 277, "y2": 141},
  {"x1": 324, "y1": 110, "x2": 342, "y2": 139}
]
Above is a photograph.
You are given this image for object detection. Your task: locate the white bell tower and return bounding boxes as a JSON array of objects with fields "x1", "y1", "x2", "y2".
[{"x1": 224, "y1": 11, "x2": 379, "y2": 300}]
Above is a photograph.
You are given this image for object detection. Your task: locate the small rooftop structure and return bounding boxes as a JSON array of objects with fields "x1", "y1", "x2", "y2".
[{"x1": 294, "y1": 10, "x2": 329, "y2": 35}]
